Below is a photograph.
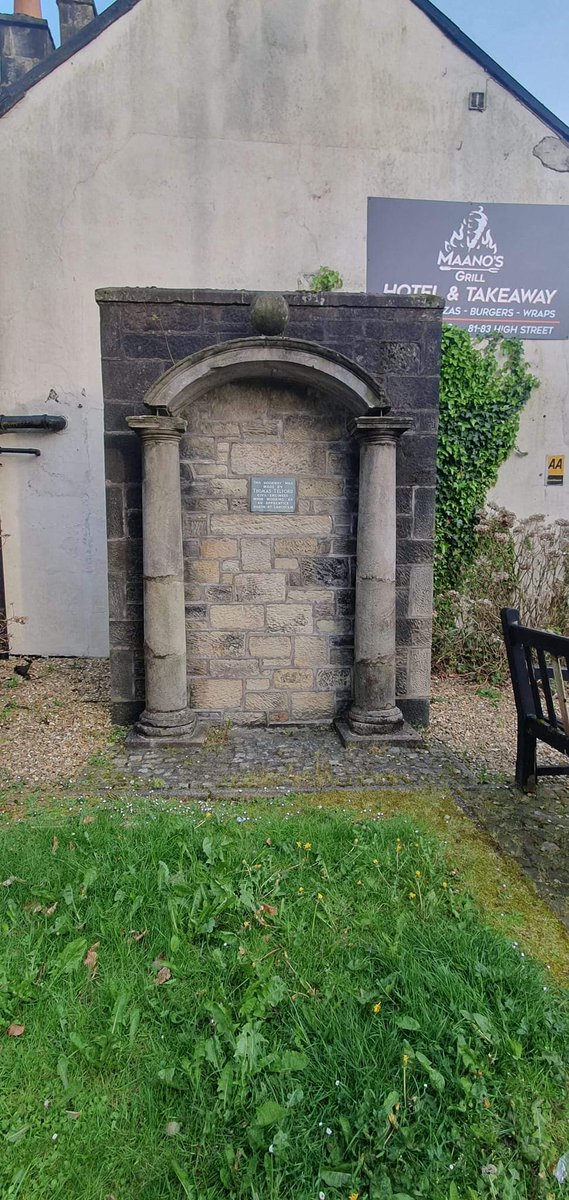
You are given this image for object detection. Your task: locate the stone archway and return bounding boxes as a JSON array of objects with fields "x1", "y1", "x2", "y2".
[
  {"x1": 143, "y1": 337, "x2": 386, "y2": 416},
  {"x1": 127, "y1": 336, "x2": 416, "y2": 745}
]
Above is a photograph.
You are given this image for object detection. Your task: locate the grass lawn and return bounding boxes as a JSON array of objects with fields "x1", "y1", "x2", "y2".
[{"x1": 0, "y1": 804, "x2": 568, "y2": 1200}]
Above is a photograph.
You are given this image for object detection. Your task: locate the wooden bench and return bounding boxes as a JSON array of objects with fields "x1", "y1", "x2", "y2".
[{"x1": 501, "y1": 607, "x2": 569, "y2": 791}]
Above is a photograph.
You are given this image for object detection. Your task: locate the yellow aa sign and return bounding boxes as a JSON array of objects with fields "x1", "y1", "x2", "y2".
[{"x1": 546, "y1": 454, "x2": 565, "y2": 485}]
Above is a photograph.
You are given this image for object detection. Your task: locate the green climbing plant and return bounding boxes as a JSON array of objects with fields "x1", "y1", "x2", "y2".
[
  {"x1": 309, "y1": 266, "x2": 343, "y2": 292},
  {"x1": 436, "y1": 325, "x2": 538, "y2": 594}
]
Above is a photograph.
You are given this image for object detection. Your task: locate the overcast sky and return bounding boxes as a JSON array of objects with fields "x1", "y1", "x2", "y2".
[{"x1": 35, "y1": 0, "x2": 569, "y2": 126}]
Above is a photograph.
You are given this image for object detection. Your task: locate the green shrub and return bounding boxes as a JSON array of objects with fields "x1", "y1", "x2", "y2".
[
  {"x1": 433, "y1": 506, "x2": 569, "y2": 680},
  {"x1": 433, "y1": 328, "x2": 544, "y2": 679},
  {"x1": 309, "y1": 265, "x2": 343, "y2": 292},
  {"x1": 436, "y1": 327, "x2": 538, "y2": 595}
]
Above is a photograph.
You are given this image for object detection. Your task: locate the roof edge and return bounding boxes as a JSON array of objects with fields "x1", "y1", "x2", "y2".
[
  {"x1": 0, "y1": 0, "x2": 143, "y2": 118},
  {"x1": 410, "y1": 0, "x2": 569, "y2": 143}
]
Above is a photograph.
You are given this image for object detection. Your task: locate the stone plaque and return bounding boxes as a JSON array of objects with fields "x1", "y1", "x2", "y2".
[{"x1": 250, "y1": 476, "x2": 297, "y2": 513}]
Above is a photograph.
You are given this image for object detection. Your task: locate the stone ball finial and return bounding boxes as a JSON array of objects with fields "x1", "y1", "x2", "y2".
[{"x1": 250, "y1": 292, "x2": 289, "y2": 336}]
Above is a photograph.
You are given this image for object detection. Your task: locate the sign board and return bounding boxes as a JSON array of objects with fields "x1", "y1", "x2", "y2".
[
  {"x1": 250, "y1": 477, "x2": 297, "y2": 513},
  {"x1": 546, "y1": 454, "x2": 565, "y2": 485},
  {"x1": 367, "y1": 198, "x2": 569, "y2": 339}
]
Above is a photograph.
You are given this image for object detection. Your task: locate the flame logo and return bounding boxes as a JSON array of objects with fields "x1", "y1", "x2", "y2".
[
  {"x1": 438, "y1": 205, "x2": 503, "y2": 274},
  {"x1": 444, "y1": 206, "x2": 498, "y2": 255}
]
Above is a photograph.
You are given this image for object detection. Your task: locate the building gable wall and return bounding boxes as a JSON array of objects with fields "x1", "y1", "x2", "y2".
[{"x1": 0, "y1": 0, "x2": 567, "y2": 655}]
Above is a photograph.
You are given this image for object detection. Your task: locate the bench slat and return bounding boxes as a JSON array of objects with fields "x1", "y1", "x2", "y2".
[
  {"x1": 524, "y1": 644, "x2": 543, "y2": 719},
  {"x1": 526, "y1": 715, "x2": 569, "y2": 756},
  {"x1": 508, "y1": 622, "x2": 569, "y2": 657},
  {"x1": 551, "y1": 657, "x2": 569, "y2": 736},
  {"x1": 537, "y1": 647, "x2": 558, "y2": 726}
]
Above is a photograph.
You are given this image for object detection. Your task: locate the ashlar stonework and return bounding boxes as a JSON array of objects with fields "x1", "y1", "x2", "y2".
[{"x1": 99, "y1": 289, "x2": 443, "y2": 735}]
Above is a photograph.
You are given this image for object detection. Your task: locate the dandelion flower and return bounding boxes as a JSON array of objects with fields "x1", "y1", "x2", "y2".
[
  {"x1": 298, "y1": 887, "x2": 304, "y2": 894},
  {"x1": 408, "y1": 892, "x2": 416, "y2": 900},
  {"x1": 373, "y1": 859, "x2": 379, "y2": 865},
  {"x1": 317, "y1": 892, "x2": 324, "y2": 900},
  {"x1": 296, "y1": 841, "x2": 302, "y2": 848},
  {"x1": 356, "y1": 880, "x2": 363, "y2": 886},
  {"x1": 415, "y1": 870, "x2": 421, "y2": 878},
  {"x1": 304, "y1": 842, "x2": 312, "y2": 850},
  {"x1": 441, "y1": 881, "x2": 448, "y2": 889},
  {"x1": 373, "y1": 1002, "x2": 382, "y2": 1014},
  {"x1": 349, "y1": 1192, "x2": 359, "y2": 1200}
]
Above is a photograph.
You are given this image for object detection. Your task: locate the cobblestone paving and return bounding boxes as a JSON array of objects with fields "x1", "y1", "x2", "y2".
[
  {"x1": 111, "y1": 724, "x2": 569, "y2": 930},
  {"x1": 113, "y1": 727, "x2": 460, "y2": 797}
]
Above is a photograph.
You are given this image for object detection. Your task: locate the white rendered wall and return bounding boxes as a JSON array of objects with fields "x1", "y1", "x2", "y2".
[{"x1": 0, "y1": 0, "x2": 567, "y2": 655}]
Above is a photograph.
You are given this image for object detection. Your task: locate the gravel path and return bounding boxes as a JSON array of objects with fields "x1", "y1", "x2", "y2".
[
  {"x1": 0, "y1": 657, "x2": 111, "y2": 785},
  {"x1": 430, "y1": 675, "x2": 569, "y2": 779}
]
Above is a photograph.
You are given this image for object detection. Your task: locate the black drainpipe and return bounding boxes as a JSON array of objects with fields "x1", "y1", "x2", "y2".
[{"x1": 0, "y1": 413, "x2": 67, "y2": 456}]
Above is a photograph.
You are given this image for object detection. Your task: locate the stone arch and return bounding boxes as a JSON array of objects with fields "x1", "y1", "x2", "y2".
[{"x1": 143, "y1": 337, "x2": 387, "y2": 417}]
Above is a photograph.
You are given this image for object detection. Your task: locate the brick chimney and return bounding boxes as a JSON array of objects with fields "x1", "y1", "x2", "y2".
[
  {"x1": 0, "y1": 1, "x2": 54, "y2": 88},
  {"x1": 15, "y1": 0, "x2": 42, "y2": 15},
  {"x1": 57, "y1": 0, "x2": 97, "y2": 45}
]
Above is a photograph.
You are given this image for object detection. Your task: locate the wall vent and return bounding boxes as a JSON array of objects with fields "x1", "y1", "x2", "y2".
[{"x1": 469, "y1": 91, "x2": 486, "y2": 112}]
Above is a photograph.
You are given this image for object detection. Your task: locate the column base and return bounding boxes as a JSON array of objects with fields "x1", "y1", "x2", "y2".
[
  {"x1": 347, "y1": 704, "x2": 404, "y2": 735},
  {"x1": 335, "y1": 709, "x2": 423, "y2": 747},
  {"x1": 127, "y1": 707, "x2": 207, "y2": 747}
]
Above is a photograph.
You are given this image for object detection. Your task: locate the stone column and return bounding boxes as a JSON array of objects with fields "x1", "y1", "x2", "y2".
[
  {"x1": 346, "y1": 415, "x2": 414, "y2": 740},
  {"x1": 127, "y1": 415, "x2": 197, "y2": 742}
]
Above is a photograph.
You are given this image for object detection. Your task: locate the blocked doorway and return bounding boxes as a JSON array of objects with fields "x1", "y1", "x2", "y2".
[{"x1": 100, "y1": 289, "x2": 443, "y2": 739}]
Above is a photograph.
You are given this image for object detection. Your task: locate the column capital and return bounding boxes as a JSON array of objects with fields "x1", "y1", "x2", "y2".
[
  {"x1": 127, "y1": 414, "x2": 187, "y2": 442},
  {"x1": 348, "y1": 415, "x2": 413, "y2": 443}
]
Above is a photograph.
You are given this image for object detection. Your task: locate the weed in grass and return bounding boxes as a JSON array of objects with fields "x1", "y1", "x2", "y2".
[
  {"x1": 204, "y1": 722, "x2": 233, "y2": 752},
  {"x1": 0, "y1": 701, "x2": 18, "y2": 723},
  {"x1": 0, "y1": 810, "x2": 567, "y2": 1199},
  {"x1": 87, "y1": 753, "x2": 110, "y2": 768},
  {"x1": 108, "y1": 726, "x2": 128, "y2": 746},
  {"x1": 475, "y1": 686, "x2": 502, "y2": 707}
]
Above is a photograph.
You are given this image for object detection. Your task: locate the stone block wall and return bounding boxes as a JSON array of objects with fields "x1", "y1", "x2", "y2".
[
  {"x1": 182, "y1": 382, "x2": 356, "y2": 724},
  {"x1": 0, "y1": 13, "x2": 53, "y2": 89},
  {"x1": 98, "y1": 289, "x2": 443, "y2": 727}
]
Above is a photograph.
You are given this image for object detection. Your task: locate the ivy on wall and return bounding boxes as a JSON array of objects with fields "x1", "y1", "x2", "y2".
[{"x1": 435, "y1": 326, "x2": 538, "y2": 593}]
